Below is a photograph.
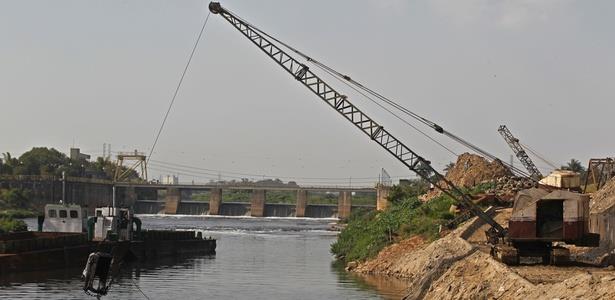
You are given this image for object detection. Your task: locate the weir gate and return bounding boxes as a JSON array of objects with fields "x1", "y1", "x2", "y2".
[
  {"x1": 1, "y1": 176, "x2": 391, "y2": 218},
  {"x1": 122, "y1": 182, "x2": 389, "y2": 218}
]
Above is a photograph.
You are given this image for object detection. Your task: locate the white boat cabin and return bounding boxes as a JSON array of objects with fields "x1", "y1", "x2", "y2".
[{"x1": 43, "y1": 204, "x2": 87, "y2": 233}]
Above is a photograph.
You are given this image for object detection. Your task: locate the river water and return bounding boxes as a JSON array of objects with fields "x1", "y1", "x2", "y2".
[{"x1": 0, "y1": 216, "x2": 407, "y2": 299}]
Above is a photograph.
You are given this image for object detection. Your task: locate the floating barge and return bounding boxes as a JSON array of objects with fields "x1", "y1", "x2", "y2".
[{"x1": 0, "y1": 230, "x2": 216, "y2": 275}]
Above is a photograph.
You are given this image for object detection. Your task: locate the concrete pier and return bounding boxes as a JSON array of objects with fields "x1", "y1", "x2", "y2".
[
  {"x1": 209, "y1": 188, "x2": 222, "y2": 215},
  {"x1": 376, "y1": 185, "x2": 391, "y2": 211},
  {"x1": 164, "y1": 188, "x2": 181, "y2": 214},
  {"x1": 250, "y1": 190, "x2": 266, "y2": 217},
  {"x1": 295, "y1": 190, "x2": 308, "y2": 217},
  {"x1": 337, "y1": 191, "x2": 352, "y2": 219}
]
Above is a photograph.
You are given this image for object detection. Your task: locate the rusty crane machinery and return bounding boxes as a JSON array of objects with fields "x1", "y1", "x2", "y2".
[
  {"x1": 208, "y1": 2, "x2": 599, "y2": 264},
  {"x1": 498, "y1": 125, "x2": 543, "y2": 180}
]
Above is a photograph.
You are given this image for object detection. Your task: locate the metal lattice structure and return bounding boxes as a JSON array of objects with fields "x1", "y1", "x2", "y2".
[
  {"x1": 583, "y1": 158, "x2": 615, "y2": 193},
  {"x1": 380, "y1": 168, "x2": 392, "y2": 187},
  {"x1": 114, "y1": 150, "x2": 148, "y2": 182},
  {"x1": 209, "y1": 2, "x2": 506, "y2": 236},
  {"x1": 497, "y1": 125, "x2": 543, "y2": 180}
]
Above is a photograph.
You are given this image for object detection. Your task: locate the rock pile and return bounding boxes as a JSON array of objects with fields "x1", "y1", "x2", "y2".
[
  {"x1": 421, "y1": 153, "x2": 513, "y2": 201},
  {"x1": 444, "y1": 153, "x2": 513, "y2": 188},
  {"x1": 590, "y1": 177, "x2": 615, "y2": 214},
  {"x1": 491, "y1": 176, "x2": 536, "y2": 193}
]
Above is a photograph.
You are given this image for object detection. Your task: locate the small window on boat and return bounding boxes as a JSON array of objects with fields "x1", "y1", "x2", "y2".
[
  {"x1": 96, "y1": 210, "x2": 102, "y2": 217},
  {"x1": 70, "y1": 210, "x2": 79, "y2": 218},
  {"x1": 48, "y1": 209, "x2": 57, "y2": 218},
  {"x1": 59, "y1": 210, "x2": 68, "y2": 218}
]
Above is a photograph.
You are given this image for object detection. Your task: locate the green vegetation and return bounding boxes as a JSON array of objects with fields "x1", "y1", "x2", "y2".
[
  {"x1": 223, "y1": 190, "x2": 252, "y2": 202},
  {"x1": 330, "y1": 179, "x2": 491, "y2": 263},
  {"x1": 265, "y1": 190, "x2": 294, "y2": 204},
  {"x1": 1, "y1": 147, "x2": 140, "y2": 180},
  {"x1": 331, "y1": 194, "x2": 454, "y2": 263},
  {"x1": 0, "y1": 217, "x2": 28, "y2": 233},
  {"x1": 0, "y1": 208, "x2": 37, "y2": 218},
  {"x1": 190, "y1": 189, "x2": 377, "y2": 205},
  {"x1": 0, "y1": 188, "x2": 37, "y2": 218},
  {"x1": 0, "y1": 188, "x2": 31, "y2": 233}
]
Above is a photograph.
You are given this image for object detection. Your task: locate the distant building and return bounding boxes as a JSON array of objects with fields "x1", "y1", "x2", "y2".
[
  {"x1": 70, "y1": 148, "x2": 91, "y2": 161},
  {"x1": 161, "y1": 175, "x2": 179, "y2": 185}
]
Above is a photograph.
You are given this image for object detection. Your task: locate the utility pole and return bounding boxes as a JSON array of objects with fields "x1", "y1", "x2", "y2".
[{"x1": 61, "y1": 171, "x2": 66, "y2": 204}]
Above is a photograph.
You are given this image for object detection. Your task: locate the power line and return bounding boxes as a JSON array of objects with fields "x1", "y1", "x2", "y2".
[
  {"x1": 150, "y1": 159, "x2": 414, "y2": 181},
  {"x1": 147, "y1": 11, "x2": 212, "y2": 164}
]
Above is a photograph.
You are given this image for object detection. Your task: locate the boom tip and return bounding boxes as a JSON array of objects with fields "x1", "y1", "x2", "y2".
[{"x1": 209, "y1": 2, "x2": 222, "y2": 14}]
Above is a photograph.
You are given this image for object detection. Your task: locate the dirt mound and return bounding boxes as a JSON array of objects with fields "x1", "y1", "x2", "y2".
[
  {"x1": 445, "y1": 153, "x2": 513, "y2": 188},
  {"x1": 421, "y1": 153, "x2": 513, "y2": 201},
  {"x1": 354, "y1": 209, "x2": 615, "y2": 300},
  {"x1": 355, "y1": 222, "x2": 479, "y2": 298},
  {"x1": 422, "y1": 252, "x2": 615, "y2": 299},
  {"x1": 354, "y1": 234, "x2": 473, "y2": 279},
  {"x1": 422, "y1": 251, "x2": 533, "y2": 299},
  {"x1": 353, "y1": 236, "x2": 427, "y2": 274},
  {"x1": 464, "y1": 208, "x2": 511, "y2": 244},
  {"x1": 590, "y1": 177, "x2": 615, "y2": 213}
]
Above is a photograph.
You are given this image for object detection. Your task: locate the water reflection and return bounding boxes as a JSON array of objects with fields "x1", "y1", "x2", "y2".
[{"x1": 4, "y1": 216, "x2": 407, "y2": 299}]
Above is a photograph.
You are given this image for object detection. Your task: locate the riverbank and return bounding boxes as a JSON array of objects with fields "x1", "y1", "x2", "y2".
[{"x1": 349, "y1": 210, "x2": 615, "y2": 299}]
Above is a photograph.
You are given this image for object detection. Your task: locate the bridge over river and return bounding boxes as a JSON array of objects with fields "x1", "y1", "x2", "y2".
[{"x1": 1, "y1": 175, "x2": 391, "y2": 218}]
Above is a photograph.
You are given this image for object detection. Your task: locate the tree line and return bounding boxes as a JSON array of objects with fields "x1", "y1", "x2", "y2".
[{"x1": 0, "y1": 147, "x2": 140, "y2": 181}]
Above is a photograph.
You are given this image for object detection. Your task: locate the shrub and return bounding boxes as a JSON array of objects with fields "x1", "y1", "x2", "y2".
[
  {"x1": 0, "y1": 217, "x2": 28, "y2": 233},
  {"x1": 331, "y1": 191, "x2": 461, "y2": 263}
]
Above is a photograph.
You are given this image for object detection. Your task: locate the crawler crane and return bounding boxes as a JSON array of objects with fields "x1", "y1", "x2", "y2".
[{"x1": 208, "y1": 2, "x2": 599, "y2": 264}]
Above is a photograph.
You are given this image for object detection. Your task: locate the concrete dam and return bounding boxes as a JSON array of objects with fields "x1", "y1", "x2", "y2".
[
  {"x1": 134, "y1": 199, "x2": 375, "y2": 218},
  {"x1": 0, "y1": 176, "x2": 390, "y2": 219}
]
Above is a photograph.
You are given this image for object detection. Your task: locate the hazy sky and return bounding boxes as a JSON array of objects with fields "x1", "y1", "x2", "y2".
[{"x1": 1, "y1": 0, "x2": 613, "y2": 185}]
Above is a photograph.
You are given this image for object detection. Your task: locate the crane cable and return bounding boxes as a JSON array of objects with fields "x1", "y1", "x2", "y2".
[
  {"x1": 147, "y1": 11, "x2": 212, "y2": 164},
  {"x1": 312, "y1": 63, "x2": 459, "y2": 157},
  {"x1": 223, "y1": 7, "x2": 532, "y2": 178},
  {"x1": 520, "y1": 142, "x2": 558, "y2": 170}
]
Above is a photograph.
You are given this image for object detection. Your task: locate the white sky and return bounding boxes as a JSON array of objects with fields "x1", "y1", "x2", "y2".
[{"x1": 1, "y1": 0, "x2": 613, "y2": 186}]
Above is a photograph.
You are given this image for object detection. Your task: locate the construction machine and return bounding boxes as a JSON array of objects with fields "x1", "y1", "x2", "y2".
[
  {"x1": 208, "y1": 2, "x2": 599, "y2": 264},
  {"x1": 498, "y1": 125, "x2": 543, "y2": 180}
]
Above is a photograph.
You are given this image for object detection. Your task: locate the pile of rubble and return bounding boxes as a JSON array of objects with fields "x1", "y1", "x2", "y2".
[
  {"x1": 421, "y1": 153, "x2": 513, "y2": 201},
  {"x1": 481, "y1": 176, "x2": 537, "y2": 203},
  {"x1": 590, "y1": 177, "x2": 615, "y2": 214},
  {"x1": 444, "y1": 153, "x2": 513, "y2": 188}
]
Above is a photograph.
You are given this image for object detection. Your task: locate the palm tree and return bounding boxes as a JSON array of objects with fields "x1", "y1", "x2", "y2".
[
  {"x1": 443, "y1": 162, "x2": 455, "y2": 173},
  {"x1": 1, "y1": 152, "x2": 18, "y2": 174},
  {"x1": 563, "y1": 158, "x2": 585, "y2": 173}
]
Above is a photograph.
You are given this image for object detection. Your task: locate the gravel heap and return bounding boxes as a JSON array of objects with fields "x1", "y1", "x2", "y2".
[
  {"x1": 444, "y1": 153, "x2": 513, "y2": 188},
  {"x1": 590, "y1": 177, "x2": 615, "y2": 214}
]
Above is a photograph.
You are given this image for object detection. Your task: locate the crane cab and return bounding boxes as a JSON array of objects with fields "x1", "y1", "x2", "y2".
[{"x1": 502, "y1": 188, "x2": 600, "y2": 264}]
